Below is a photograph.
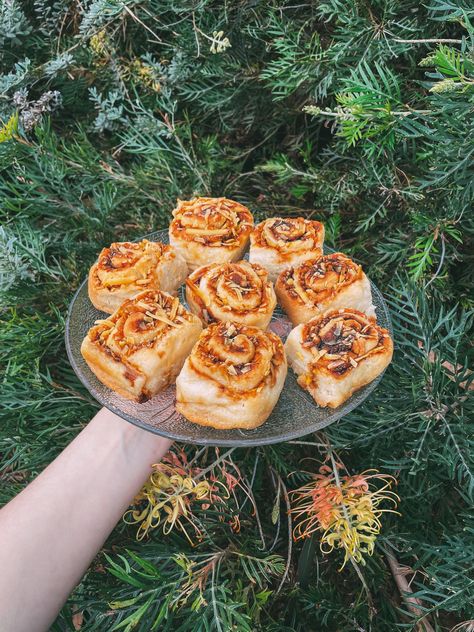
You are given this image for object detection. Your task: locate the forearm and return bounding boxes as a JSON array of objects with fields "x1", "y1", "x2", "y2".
[{"x1": 0, "y1": 408, "x2": 172, "y2": 632}]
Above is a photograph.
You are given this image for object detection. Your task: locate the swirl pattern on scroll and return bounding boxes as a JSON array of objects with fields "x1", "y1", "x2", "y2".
[
  {"x1": 301, "y1": 309, "x2": 391, "y2": 376},
  {"x1": 278, "y1": 253, "x2": 361, "y2": 305},
  {"x1": 276, "y1": 252, "x2": 376, "y2": 324},
  {"x1": 189, "y1": 322, "x2": 285, "y2": 395},
  {"x1": 90, "y1": 290, "x2": 190, "y2": 353},
  {"x1": 170, "y1": 197, "x2": 253, "y2": 248},
  {"x1": 256, "y1": 217, "x2": 324, "y2": 256},
  {"x1": 82, "y1": 290, "x2": 202, "y2": 401},
  {"x1": 186, "y1": 260, "x2": 276, "y2": 329},
  {"x1": 89, "y1": 239, "x2": 187, "y2": 313},
  {"x1": 94, "y1": 240, "x2": 167, "y2": 288},
  {"x1": 262, "y1": 217, "x2": 322, "y2": 253}
]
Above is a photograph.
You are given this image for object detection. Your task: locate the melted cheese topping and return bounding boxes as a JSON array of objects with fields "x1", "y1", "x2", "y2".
[
  {"x1": 89, "y1": 290, "x2": 190, "y2": 357},
  {"x1": 301, "y1": 309, "x2": 390, "y2": 376},
  {"x1": 170, "y1": 197, "x2": 253, "y2": 248},
  {"x1": 186, "y1": 260, "x2": 274, "y2": 323},
  {"x1": 189, "y1": 322, "x2": 285, "y2": 395},
  {"x1": 279, "y1": 253, "x2": 362, "y2": 306},
  {"x1": 95, "y1": 240, "x2": 170, "y2": 289},
  {"x1": 253, "y1": 217, "x2": 324, "y2": 257}
]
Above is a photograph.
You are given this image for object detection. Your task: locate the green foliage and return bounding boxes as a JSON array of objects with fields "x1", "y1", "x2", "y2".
[
  {"x1": 0, "y1": 111, "x2": 18, "y2": 142},
  {"x1": 1, "y1": 1, "x2": 473, "y2": 631},
  {"x1": 0, "y1": 0, "x2": 31, "y2": 47}
]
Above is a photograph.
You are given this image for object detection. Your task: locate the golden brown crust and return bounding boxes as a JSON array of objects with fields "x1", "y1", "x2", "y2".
[
  {"x1": 251, "y1": 217, "x2": 324, "y2": 259},
  {"x1": 249, "y1": 217, "x2": 324, "y2": 281},
  {"x1": 185, "y1": 260, "x2": 276, "y2": 330},
  {"x1": 285, "y1": 308, "x2": 393, "y2": 407},
  {"x1": 81, "y1": 335, "x2": 147, "y2": 401},
  {"x1": 300, "y1": 309, "x2": 390, "y2": 376},
  {"x1": 189, "y1": 322, "x2": 284, "y2": 394},
  {"x1": 81, "y1": 289, "x2": 202, "y2": 401},
  {"x1": 174, "y1": 401, "x2": 275, "y2": 430},
  {"x1": 275, "y1": 253, "x2": 375, "y2": 325},
  {"x1": 88, "y1": 239, "x2": 188, "y2": 314},
  {"x1": 175, "y1": 322, "x2": 287, "y2": 429},
  {"x1": 169, "y1": 197, "x2": 254, "y2": 272}
]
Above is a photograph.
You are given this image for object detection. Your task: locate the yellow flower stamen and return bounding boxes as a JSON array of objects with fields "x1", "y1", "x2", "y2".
[
  {"x1": 289, "y1": 463, "x2": 400, "y2": 569},
  {"x1": 123, "y1": 450, "x2": 231, "y2": 544}
]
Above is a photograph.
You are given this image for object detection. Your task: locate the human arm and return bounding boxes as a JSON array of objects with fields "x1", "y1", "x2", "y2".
[{"x1": 0, "y1": 407, "x2": 172, "y2": 632}]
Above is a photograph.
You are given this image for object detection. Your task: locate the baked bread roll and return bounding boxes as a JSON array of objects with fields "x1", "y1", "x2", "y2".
[
  {"x1": 81, "y1": 289, "x2": 202, "y2": 402},
  {"x1": 88, "y1": 239, "x2": 188, "y2": 314},
  {"x1": 275, "y1": 252, "x2": 375, "y2": 325},
  {"x1": 249, "y1": 217, "x2": 324, "y2": 281},
  {"x1": 285, "y1": 308, "x2": 393, "y2": 408},
  {"x1": 176, "y1": 322, "x2": 287, "y2": 429},
  {"x1": 169, "y1": 197, "x2": 254, "y2": 272},
  {"x1": 185, "y1": 260, "x2": 276, "y2": 330}
]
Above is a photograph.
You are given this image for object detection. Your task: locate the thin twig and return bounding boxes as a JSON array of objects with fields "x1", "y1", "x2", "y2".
[
  {"x1": 271, "y1": 469, "x2": 293, "y2": 594},
  {"x1": 450, "y1": 622, "x2": 474, "y2": 632},
  {"x1": 288, "y1": 440, "x2": 327, "y2": 448},
  {"x1": 240, "y1": 449, "x2": 260, "y2": 512},
  {"x1": 188, "y1": 446, "x2": 208, "y2": 468},
  {"x1": 226, "y1": 453, "x2": 266, "y2": 549},
  {"x1": 245, "y1": 478, "x2": 266, "y2": 551},
  {"x1": 195, "y1": 448, "x2": 236, "y2": 480},
  {"x1": 56, "y1": 7, "x2": 70, "y2": 54},
  {"x1": 268, "y1": 469, "x2": 282, "y2": 553},
  {"x1": 393, "y1": 38, "x2": 463, "y2": 44},
  {"x1": 384, "y1": 545, "x2": 435, "y2": 632},
  {"x1": 192, "y1": 12, "x2": 201, "y2": 58},
  {"x1": 210, "y1": 560, "x2": 224, "y2": 632},
  {"x1": 424, "y1": 233, "x2": 446, "y2": 290},
  {"x1": 122, "y1": 5, "x2": 163, "y2": 44}
]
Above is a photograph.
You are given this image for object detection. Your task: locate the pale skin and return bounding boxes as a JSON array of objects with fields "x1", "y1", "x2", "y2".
[{"x1": 0, "y1": 407, "x2": 173, "y2": 632}]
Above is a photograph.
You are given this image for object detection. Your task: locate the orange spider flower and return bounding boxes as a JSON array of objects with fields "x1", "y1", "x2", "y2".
[{"x1": 290, "y1": 463, "x2": 399, "y2": 569}]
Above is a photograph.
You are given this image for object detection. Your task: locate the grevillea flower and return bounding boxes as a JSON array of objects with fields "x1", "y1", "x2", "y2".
[
  {"x1": 123, "y1": 449, "x2": 230, "y2": 544},
  {"x1": 290, "y1": 462, "x2": 399, "y2": 569},
  {"x1": 172, "y1": 552, "x2": 225, "y2": 609}
]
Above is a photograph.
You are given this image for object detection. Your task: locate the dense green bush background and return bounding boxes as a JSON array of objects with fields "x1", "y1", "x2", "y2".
[{"x1": 1, "y1": 1, "x2": 473, "y2": 630}]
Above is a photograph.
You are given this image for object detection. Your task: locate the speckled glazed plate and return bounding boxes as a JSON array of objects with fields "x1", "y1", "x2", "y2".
[{"x1": 65, "y1": 229, "x2": 392, "y2": 446}]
